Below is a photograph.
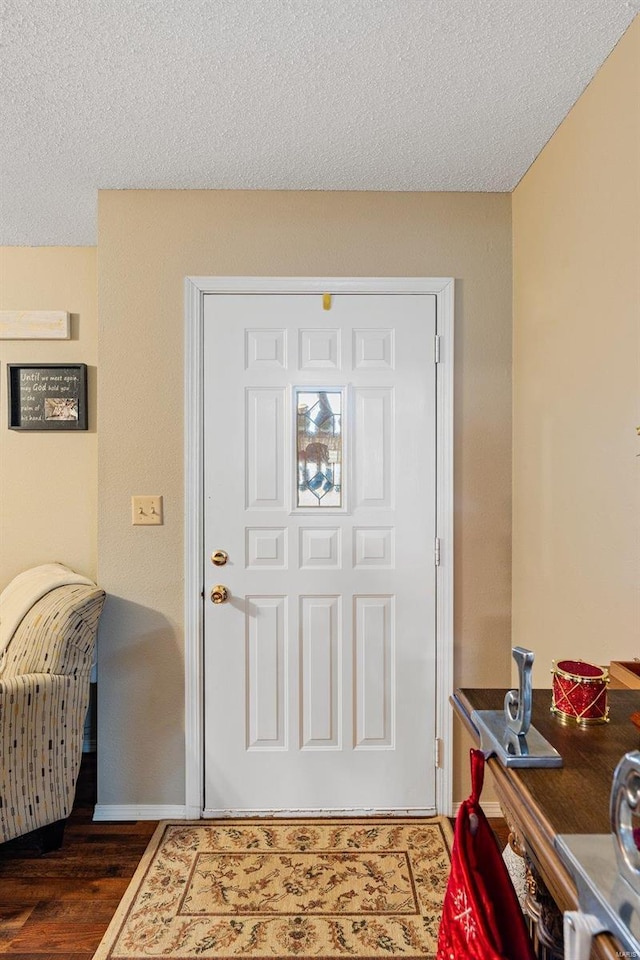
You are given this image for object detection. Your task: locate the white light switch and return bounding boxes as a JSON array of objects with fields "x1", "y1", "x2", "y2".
[{"x1": 132, "y1": 495, "x2": 163, "y2": 525}]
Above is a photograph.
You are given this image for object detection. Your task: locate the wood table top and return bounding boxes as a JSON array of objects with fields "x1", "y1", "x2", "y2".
[{"x1": 454, "y1": 688, "x2": 640, "y2": 834}]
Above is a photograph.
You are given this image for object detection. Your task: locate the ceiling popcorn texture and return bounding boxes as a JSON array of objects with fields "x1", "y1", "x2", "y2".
[{"x1": 1, "y1": 0, "x2": 638, "y2": 245}]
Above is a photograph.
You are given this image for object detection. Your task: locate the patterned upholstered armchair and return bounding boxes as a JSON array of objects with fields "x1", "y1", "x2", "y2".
[{"x1": 0, "y1": 564, "x2": 105, "y2": 849}]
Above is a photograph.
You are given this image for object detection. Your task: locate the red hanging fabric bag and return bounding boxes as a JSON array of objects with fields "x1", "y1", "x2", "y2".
[{"x1": 437, "y1": 749, "x2": 536, "y2": 960}]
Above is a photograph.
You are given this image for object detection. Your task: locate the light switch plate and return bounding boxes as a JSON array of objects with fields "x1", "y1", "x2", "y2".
[{"x1": 132, "y1": 495, "x2": 163, "y2": 525}]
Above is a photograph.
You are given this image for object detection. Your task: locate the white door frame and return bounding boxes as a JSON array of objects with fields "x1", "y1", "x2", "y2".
[{"x1": 184, "y1": 277, "x2": 454, "y2": 818}]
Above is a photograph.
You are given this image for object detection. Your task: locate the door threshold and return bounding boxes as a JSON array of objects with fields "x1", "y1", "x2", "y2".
[{"x1": 201, "y1": 807, "x2": 438, "y2": 818}]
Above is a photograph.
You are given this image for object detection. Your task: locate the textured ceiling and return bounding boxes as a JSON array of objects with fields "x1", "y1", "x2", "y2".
[{"x1": 1, "y1": 1, "x2": 638, "y2": 245}]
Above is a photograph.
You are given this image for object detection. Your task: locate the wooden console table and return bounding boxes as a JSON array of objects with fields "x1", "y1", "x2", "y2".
[{"x1": 453, "y1": 687, "x2": 640, "y2": 960}]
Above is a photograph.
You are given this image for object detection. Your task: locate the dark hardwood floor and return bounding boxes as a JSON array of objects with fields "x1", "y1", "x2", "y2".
[
  {"x1": 0, "y1": 755, "x2": 508, "y2": 957},
  {"x1": 0, "y1": 755, "x2": 157, "y2": 958}
]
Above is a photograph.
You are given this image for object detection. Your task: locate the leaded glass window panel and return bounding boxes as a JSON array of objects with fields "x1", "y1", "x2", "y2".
[{"x1": 296, "y1": 389, "x2": 342, "y2": 508}]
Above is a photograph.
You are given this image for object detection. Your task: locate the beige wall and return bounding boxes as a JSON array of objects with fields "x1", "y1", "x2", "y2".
[
  {"x1": 512, "y1": 18, "x2": 640, "y2": 687},
  {"x1": 97, "y1": 190, "x2": 513, "y2": 807},
  {"x1": 0, "y1": 247, "x2": 98, "y2": 585}
]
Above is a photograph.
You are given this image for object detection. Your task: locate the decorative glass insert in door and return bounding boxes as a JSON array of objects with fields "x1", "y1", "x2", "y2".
[{"x1": 296, "y1": 389, "x2": 342, "y2": 507}]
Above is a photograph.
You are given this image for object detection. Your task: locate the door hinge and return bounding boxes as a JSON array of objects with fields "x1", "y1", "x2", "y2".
[
  {"x1": 434, "y1": 537, "x2": 441, "y2": 566},
  {"x1": 434, "y1": 334, "x2": 441, "y2": 363},
  {"x1": 435, "y1": 737, "x2": 444, "y2": 768}
]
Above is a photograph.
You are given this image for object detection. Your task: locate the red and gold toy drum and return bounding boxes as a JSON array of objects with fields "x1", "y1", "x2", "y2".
[{"x1": 551, "y1": 660, "x2": 610, "y2": 725}]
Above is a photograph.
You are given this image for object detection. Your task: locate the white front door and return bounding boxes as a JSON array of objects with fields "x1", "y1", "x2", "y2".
[{"x1": 203, "y1": 290, "x2": 437, "y2": 815}]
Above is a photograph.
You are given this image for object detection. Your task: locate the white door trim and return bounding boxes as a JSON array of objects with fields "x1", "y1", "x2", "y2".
[{"x1": 184, "y1": 277, "x2": 454, "y2": 818}]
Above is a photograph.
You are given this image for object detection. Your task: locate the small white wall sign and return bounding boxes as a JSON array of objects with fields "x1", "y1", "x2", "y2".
[{"x1": 0, "y1": 311, "x2": 70, "y2": 340}]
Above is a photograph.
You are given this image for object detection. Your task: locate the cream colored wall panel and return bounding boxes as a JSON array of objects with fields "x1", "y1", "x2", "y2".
[
  {"x1": 247, "y1": 597, "x2": 287, "y2": 749},
  {"x1": 0, "y1": 247, "x2": 97, "y2": 587},
  {"x1": 246, "y1": 528, "x2": 287, "y2": 568},
  {"x1": 300, "y1": 596, "x2": 341, "y2": 748},
  {"x1": 299, "y1": 329, "x2": 341, "y2": 369},
  {"x1": 245, "y1": 388, "x2": 286, "y2": 509},
  {"x1": 245, "y1": 329, "x2": 287, "y2": 370},
  {"x1": 96, "y1": 190, "x2": 512, "y2": 809},
  {"x1": 512, "y1": 17, "x2": 640, "y2": 687},
  {"x1": 354, "y1": 596, "x2": 394, "y2": 748}
]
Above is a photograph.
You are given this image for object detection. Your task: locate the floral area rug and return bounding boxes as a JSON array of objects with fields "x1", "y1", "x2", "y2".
[{"x1": 92, "y1": 818, "x2": 452, "y2": 959}]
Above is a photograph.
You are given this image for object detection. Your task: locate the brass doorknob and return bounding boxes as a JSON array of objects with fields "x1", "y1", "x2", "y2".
[
  {"x1": 211, "y1": 584, "x2": 229, "y2": 604},
  {"x1": 211, "y1": 550, "x2": 228, "y2": 567}
]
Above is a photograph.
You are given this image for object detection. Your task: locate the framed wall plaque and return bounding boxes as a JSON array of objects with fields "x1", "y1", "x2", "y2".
[{"x1": 8, "y1": 363, "x2": 88, "y2": 430}]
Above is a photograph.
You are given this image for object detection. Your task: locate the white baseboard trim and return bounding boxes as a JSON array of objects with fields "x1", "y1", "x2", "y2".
[
  {"x1": 451, "y1": 800, "x2": 503, "y2": 818},
  {"x1": 93, "y1": 804, "x2": 188, "y2": 822}
]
